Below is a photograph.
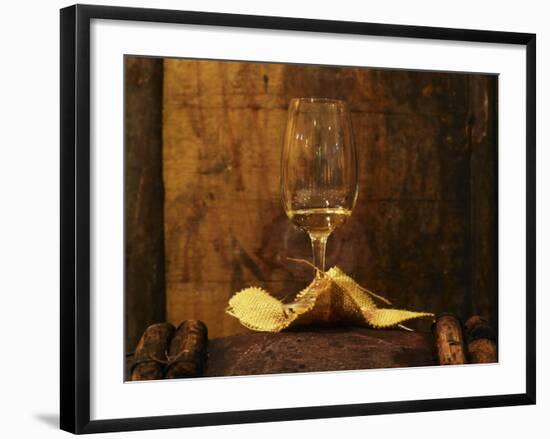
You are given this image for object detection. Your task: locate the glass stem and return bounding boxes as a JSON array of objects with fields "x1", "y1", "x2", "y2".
[{"x1": 310, "y1": 234, "x2": 328, "y2": 277}]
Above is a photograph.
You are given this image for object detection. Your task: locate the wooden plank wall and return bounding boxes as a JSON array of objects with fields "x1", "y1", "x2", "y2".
[
  {"x1": 160, "y1": 59, "x2": 497, "y2": 340},
  {"x1": 124, "y1": 57, "x2": 166, "y2": 352},
  {"x1": 468, "y1": 76, "x2": 498, "y2": 333}
]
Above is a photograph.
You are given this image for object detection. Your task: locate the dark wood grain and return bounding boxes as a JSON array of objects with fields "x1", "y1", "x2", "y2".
[
  {"x1": 125, "y1": 56, "x2": 166, "y2": 352},
  {"x1": 468, "y1": 76, "x2": 498, "y2": 330},
  {"x1": 204, "y1": 327, "x2": 436, "y2": 377}
]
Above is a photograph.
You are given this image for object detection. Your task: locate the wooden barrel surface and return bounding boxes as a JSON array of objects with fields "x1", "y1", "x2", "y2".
[{"x1": 204, "y1": 327, "x2": 436, "y2": 377}]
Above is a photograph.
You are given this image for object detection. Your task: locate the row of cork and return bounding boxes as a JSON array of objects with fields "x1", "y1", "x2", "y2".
[
  {"x1": 129, "y1": 314, "x2": 497, "y2": 381},
  {"x1": 433, "y1": 314, "x2": 498, "y2": 365}
]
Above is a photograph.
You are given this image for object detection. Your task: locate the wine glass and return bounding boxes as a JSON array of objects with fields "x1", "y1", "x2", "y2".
[{"x1": 281, "y1": 98, "x2": 358, "y2": 276}]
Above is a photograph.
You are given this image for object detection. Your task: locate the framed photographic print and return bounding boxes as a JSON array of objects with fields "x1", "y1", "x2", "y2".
[{"x1": 60, "y1": 4, "x2": 536, "y2": 434}]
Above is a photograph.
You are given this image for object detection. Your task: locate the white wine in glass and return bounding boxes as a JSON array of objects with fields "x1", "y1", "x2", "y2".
[{"x1": 281, "y1": 98, "x2": 358, "y2": 275}]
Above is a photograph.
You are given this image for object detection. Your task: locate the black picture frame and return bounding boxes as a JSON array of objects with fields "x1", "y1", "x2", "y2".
[{"x1": 60, "y1": 4, "x2": 536, "y2": 434}]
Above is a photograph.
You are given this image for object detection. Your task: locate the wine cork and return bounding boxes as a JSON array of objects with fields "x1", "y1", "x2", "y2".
[
  {"x1": 464, "y1": 315, "x2": 497, "y2": 364},
  {"x1": 131, "y1": 323, "x2": 175, "y2": 381},
  {"x1": 433, "y1": 314, "x2": 466, "y2": 365},
  {"x1": 165, "y1": 320, "x2": 208, "y2": 379}
]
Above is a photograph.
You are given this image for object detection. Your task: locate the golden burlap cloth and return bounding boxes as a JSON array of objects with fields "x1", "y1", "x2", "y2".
[{"x1": 226, "y1": 266, "x2": 434, "y2": 332}]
